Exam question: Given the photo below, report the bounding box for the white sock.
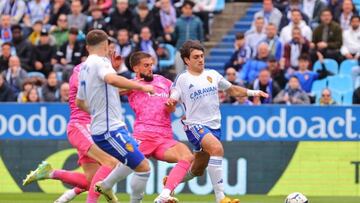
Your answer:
[159,188,171,197]
[55,189,77,203]
[130,171,150,203]
[208,156,225,203]
[101,163,133,190]
[182,170,195,183]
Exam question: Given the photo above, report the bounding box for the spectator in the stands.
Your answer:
[328,0,343,15]
[67,0,87,31]
[224,32,251,71]
[0,42,12,73]
[273,0,289,13]
[156,0,177,44]
[85,5,108,33]
[135,26,159,68]
[1,56,28,96]
[353,86,360,104]
[283,27,311,69]
[225,67,240,103]
[115,29,134,72]
[49,0,71,25]
[33,28,57,77]
[233,95,253,105]
[0,75,16,102]
[0,15,13,44]
[319,88,337,105]
[268,57,288,89]
[23,0,51,27]
[341,16,360,59]
[51,14,69,48]
[132,3,158,39]
[26,87,41,102]
[109,0,134,35]
[17,78,34,103]
[27,20,43,45]
[334,0,358,30]
[88,0,112,14]
[301,0,327,28]
[245,16,266,58]
[173,0,204,73]
[279,0,310,31]
[11,25,33,71]
[251,68,281,104]
[261,23,282,61]
[41,71,59,102]
[312,8,343,63]
[59,82,69,102]
[274,76,310,104]
[280,9,312,44]
[0,0,26,25]
[54,27,84,82]
[239,42,269,85]
[254,0,282,29]
[193,0,216,41]
[218,90,231,104]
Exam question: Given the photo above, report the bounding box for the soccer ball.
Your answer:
[285,192,308,203]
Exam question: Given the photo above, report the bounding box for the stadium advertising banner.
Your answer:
[0,104,360,196]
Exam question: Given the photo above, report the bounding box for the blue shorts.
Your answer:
[185,124,221,151]
[92,126,145,170]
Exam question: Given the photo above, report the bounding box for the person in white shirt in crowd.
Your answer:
[261,23,283,61]
[335,0,358,30]
[1,55,28,96]
[280,9,312,44]
[341,15,360,60]
[254,0,282,30]
[301,0,326,28]
[0,0,27,25]
[23,0,51,27]
[245,16,266,58]
[193,0,217,41]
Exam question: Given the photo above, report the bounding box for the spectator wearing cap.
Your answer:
[0,42,12,73]
[67,0,87,31]
[245,16,266,58]
[261,23,282,61]
[0,15,12,44]
[109,0,134,35]
[312,8,343,63]
[283,27,311,69]
[33,28,57,77]
[239,42,270,85]
[274,76,310,104]
[224,33,251,71]
[49,0,70,25]
[1,55,28,96]
[23,0,51,27]
[51,13,69,48]
[0,0,27,25]
[301,0,326,28]
[11,25,33,71]
[27,20,43,45]
[85,5,108,33]
[250,68,281,104]
[319,88,337,105]
[54,27,84,82]
[280,9,312,44]
[334,0,358,30]
[254,0,282,29]
[0,75,16,102]
[341,16,360,60]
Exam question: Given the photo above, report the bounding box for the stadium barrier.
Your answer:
[0,104,360,195]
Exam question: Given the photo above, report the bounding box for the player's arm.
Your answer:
[166,86,181,113]
[226,85,269,98]
[75,98,90,114]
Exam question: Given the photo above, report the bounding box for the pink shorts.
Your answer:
[67,122,97,165]
[136,133,178,161]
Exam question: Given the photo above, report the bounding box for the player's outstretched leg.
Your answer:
[54,187,85,203]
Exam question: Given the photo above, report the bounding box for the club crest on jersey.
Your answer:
[199,128,204,134]
[207,76,213,83]
[125,143,134,152]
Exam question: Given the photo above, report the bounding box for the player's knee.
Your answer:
[134,159,151,173]
[101,157,118,169]
[181,153,194,163]
[208,144,224,156]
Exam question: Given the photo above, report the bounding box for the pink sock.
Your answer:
[86,166,112,203]
[74,187,85,194]
[165,160,191,191]
[51,170,89,190]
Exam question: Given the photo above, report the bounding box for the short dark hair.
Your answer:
[1,42,11,48]
[298,54,310,61]
[291,8,302,15]
[129,51,152,68]
[69,27,79,35]
[11,24,22,32]
[235,32,245,40]
[179,40,204,64]
[182,0,195,8]
[350,15,360,22]
[321,8,332,15]
[86,29,108,46]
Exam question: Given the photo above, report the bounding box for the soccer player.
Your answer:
[76,29,154,203]
[167,40,268,203]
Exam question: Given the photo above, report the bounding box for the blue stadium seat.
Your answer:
[311,79,328,95]
[214,0,225,13]
[331,90,342,104]
[327,75,353,93]
[159,44,176,69]
[313,59,338,74]
[342,90,353,105]
[56,72,63,82]
[27,72,45,79]
[339,59,358,75]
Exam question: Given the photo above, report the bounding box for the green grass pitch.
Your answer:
[0,193,360,203]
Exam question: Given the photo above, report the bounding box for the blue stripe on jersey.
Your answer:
[172,70,187,87]
[105,84,109,132]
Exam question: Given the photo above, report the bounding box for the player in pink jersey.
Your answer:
[23,59,121,203]
[128,52,193,203]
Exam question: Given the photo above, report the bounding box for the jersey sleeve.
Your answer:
[213,70,232,90]
[76,72,85,100]
[170,77,182,101]
[96,59,117,81]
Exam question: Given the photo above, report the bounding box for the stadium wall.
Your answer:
[0,104,359,195]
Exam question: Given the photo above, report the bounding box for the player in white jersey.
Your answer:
[76,29,154,203]
[167,40,268,203]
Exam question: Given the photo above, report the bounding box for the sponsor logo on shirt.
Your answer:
[190,86,218,100]
[207,76,213,83]
[189,84,194,89]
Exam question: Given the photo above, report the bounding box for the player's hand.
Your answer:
[141,84,155,94]
[255,90,269,98]
[111,52,122,71]
[165,98,177,107]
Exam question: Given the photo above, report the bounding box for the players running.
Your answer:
[167,40,268,203]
